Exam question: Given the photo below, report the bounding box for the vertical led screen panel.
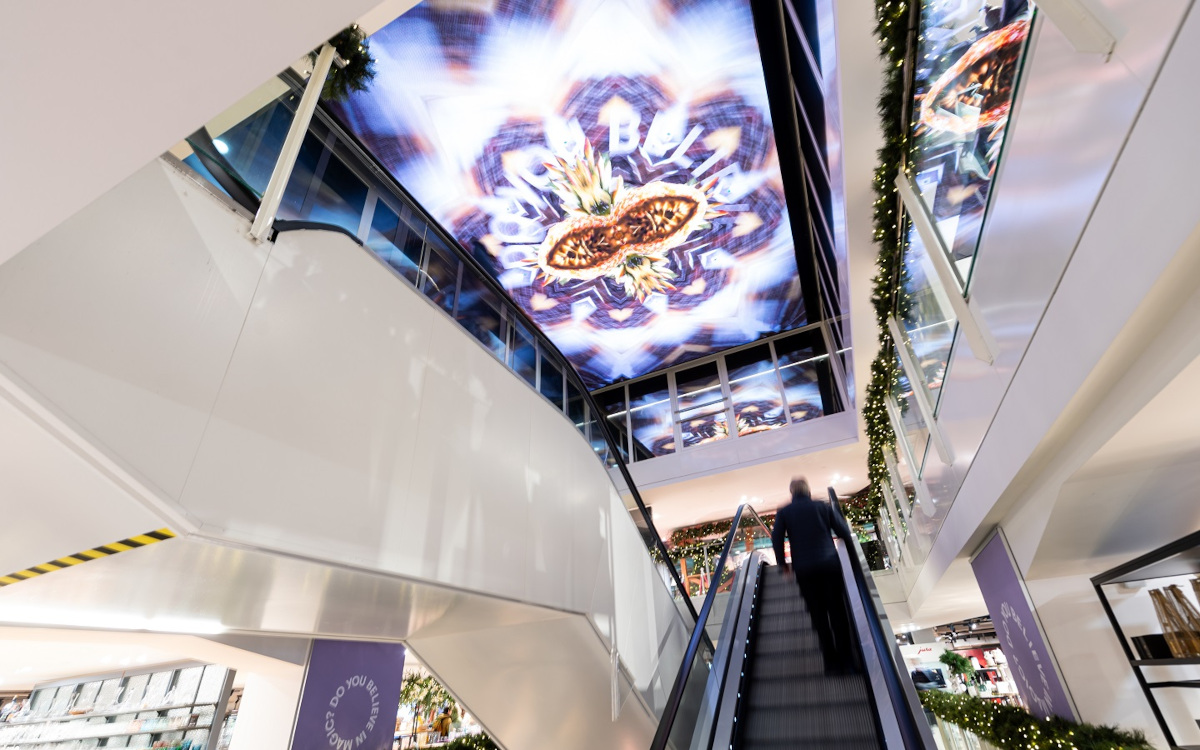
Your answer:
[330,0,806,388]
[910,0,1033,281]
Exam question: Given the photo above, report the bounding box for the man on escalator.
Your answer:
[772,476,858,674]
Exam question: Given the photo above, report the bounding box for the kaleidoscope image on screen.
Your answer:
[329,0,806,388]
[910,0,1033,280]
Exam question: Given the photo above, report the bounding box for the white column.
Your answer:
[228,667,306,750]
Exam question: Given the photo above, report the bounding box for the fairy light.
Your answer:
[919,692,1150,750]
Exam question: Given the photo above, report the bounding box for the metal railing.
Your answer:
[829,487,933,749]
[649,503,773,750]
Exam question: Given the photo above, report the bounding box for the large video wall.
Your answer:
[329,0,807,388]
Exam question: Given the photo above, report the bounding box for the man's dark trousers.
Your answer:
[795,561,852,670]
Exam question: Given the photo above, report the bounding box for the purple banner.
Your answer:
[290,640,406,750]
[971,530,1075,721]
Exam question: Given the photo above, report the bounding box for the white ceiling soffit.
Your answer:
[0,626,310,692]
[0,0,407,265]
[640,441,871,533]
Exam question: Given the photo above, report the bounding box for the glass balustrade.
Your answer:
[899,216,957,408]
[907,1,1035,288]
[891,351,931,479]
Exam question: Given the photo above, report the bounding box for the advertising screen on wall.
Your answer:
[329,0,807,388]
[910,0,1034,281]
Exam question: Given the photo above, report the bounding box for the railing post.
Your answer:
[249,44,338,241]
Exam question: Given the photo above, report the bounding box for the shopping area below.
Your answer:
[0,633,490,750]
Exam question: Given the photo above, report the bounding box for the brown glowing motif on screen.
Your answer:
[919,19,1030,135]
[527,141,722,300]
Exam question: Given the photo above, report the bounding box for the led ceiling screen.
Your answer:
[330,0,806,388]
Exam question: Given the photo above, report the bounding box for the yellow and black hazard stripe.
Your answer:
[0,528,176,587]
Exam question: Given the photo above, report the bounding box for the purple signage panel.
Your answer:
[290,640,406,750]
[971,529,1076,721]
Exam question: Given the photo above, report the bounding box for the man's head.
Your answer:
[789,476,810,499]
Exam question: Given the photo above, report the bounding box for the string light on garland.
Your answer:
[312,24,377,101]
[919,692,1151,750]
[858,0,919,527]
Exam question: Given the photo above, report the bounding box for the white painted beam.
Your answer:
[1037,0,1118,56]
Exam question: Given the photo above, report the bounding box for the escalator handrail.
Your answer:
[828,487,929,749]
[223,70,700,626]
[649,503,772,750]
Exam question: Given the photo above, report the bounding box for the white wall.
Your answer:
[229,668,306,750]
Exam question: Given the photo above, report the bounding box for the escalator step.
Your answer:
[735,566,884,750]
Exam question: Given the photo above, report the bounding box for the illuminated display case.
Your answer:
[0,663,234,750]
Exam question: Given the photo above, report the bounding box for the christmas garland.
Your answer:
[857,0,918,527]
[668,513,776,548]
[919,692,1153,750]
[313,25,377,101]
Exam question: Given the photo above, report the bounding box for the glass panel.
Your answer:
[899,218,956,404]
[184,93,297,200]
[725,345,786,437]
[566,380,587,433]
[675,362,727,448]
[455,273,506,358]
[510,325,538,388]
[891,352,930,469]
[774,332,829,423]
[909,1,1034,285]
[593,388,629,461]
[279,131,331,219]
[277,140,369,237]
[629,376,675,458]
[662,511,775,750]
[892,447,919,513]
[538,353,564,409]
[421,234,460,314]
[366,202,423,286]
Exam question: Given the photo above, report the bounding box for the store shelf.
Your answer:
[4,701,219,726]
[0,722,211,747]
[1146,680,1200,689]
[1133,657,1200,667]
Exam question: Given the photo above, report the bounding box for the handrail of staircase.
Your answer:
[828,487,932,749]
[649,503,772,750]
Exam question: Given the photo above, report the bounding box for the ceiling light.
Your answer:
[970,623,977,630]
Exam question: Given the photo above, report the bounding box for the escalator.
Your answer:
[737,569,882,749]
[651,492,935,750]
